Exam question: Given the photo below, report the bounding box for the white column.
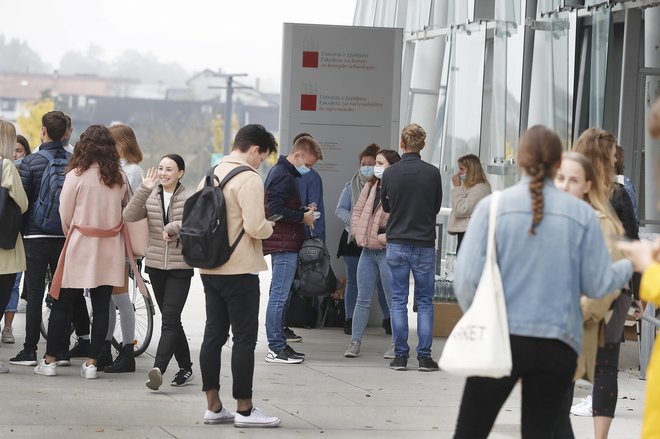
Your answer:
[645,7,660,232]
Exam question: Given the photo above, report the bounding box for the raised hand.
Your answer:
[142,167,159,189]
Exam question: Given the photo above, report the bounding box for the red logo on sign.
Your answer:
[300,94,317,111]
[302,51,319,68]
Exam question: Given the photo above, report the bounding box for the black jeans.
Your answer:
[553,382,576,439]
[23,238,65,353]
[146,267,193,373]
[72,292,90,338]
[454,335,577,439]
[46,286,112,359]
[0,273,16,316]
[199,274,260,399]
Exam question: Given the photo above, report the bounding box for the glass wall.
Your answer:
[588,6,611,128]
[405,0,433,32]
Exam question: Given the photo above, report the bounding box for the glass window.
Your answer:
[588,6,611,128]
[405,0,433,32]
[495,0,522,24]
[353,0,378,26]
[430,35,452,168]
[448,0,475,25]
[0,99,16,111]
[439,23,487,208]
[374,0,399,27]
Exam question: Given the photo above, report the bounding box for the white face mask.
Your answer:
[373,166,385,179]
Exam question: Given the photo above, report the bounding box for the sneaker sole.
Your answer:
[10,360,37,366]
[234,419,281,428]
[419,367,439,372]
[204,417,235,425]
[146,369,163,390]
[286,338,302,343]
[171,378,194,387]
[383,353,395,359]
[265,357,303,364]
[2,339,15,344]
[390,365,407,371]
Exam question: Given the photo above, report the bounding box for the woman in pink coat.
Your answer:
[34,125,128,380]
[344,149,400,358]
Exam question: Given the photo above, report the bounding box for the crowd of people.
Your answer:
[0,103,658,435]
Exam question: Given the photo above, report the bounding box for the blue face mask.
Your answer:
[459,174,466,182]
[297,165,310,175]
[360,166,374,178]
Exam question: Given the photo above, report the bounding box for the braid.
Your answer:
[528,166,545,235]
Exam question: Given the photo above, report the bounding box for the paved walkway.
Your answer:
[0,272,646,438]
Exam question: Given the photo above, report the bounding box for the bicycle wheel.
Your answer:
[111,286,154,357]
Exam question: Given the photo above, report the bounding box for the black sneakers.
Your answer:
[171,368,195,386]
[9,350,37,366]
[283,344,305,359]
[265,349,303,364]
[68,338,91,358]
[389,356,408,371]
[418,357,439,372]
[283,327,302,343]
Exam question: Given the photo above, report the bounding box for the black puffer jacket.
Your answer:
[19,141,69,236]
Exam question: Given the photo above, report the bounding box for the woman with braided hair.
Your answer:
[452,125,633,439]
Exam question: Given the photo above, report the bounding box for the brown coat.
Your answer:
[123,182,191,271]
[58,165,128,288]
[448,183,491,234]
[351,180,388,249]
[199,155,273,275]
[574,211,623,383]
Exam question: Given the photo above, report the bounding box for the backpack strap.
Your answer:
[0,158,4,184]
[218,165,256,252]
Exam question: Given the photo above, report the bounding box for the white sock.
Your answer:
[111,293,135,346]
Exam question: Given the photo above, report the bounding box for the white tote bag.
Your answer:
[439,191,512,378]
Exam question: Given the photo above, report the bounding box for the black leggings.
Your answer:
[593,341,621,418]
[454,336,577,439]
[0,273,16,317]
[47,286,112,359]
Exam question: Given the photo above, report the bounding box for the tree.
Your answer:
[59,44,110,76]
[112,50,188,87]
[17,98,55,147]
[211,113,241,153]
[0,34,49,73]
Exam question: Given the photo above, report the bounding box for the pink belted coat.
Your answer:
[56,165,128,290]
[351,180,388,249]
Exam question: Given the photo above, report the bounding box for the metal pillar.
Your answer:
[645,6,660,233]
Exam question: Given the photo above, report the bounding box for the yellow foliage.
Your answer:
[210,113,242,153]
[17,98,54,149]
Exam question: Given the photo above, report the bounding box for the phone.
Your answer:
[267,214,283,222]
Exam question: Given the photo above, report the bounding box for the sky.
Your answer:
[1,0,356,92]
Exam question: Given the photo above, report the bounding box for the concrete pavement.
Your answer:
[0,271,646,438]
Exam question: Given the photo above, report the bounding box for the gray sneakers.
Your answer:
[344,341,361,358]
[383,343,395,359]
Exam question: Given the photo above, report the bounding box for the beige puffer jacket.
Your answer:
[351,180,388,249]
[123,182,192,270]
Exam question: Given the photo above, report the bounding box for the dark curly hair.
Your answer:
[68,125,123,188]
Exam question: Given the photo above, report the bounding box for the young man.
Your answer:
[381,123,442,372]
[263,135,321,364]
[10,111,71,367]
[198,124,281,428]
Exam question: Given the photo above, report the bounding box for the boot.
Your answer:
[95,341,114,372]
[104,344,135,373]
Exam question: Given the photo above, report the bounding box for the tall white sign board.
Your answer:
[281,23,403,273]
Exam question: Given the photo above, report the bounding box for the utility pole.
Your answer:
[209,72,250,155]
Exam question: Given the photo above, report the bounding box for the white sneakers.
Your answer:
[234,407,281,428]
[570,394,593,417]
[80,362,97,379]
[146,367,163,391]
[33,359,57,376]
[0,361,9,374]
[203,407,235,425]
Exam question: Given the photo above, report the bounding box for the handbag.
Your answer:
[123,176,148,258]
[439,191,512,378]
[0,158,23,250]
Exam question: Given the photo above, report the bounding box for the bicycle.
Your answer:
[40,262,155,357]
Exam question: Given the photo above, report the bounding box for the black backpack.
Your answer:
[32,149,71,235]
[296,236,339,297]
[0,158,23,249]
[180,165,254,269]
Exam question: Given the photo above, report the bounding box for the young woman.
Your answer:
[34,125,128,380]
[573,128,639,438]
[453,125,633,438]
[102,124,145,374]
[2,134,31,345]
[344,149,400,358]
[553,152,625,438]
[123,154,194,391]
[335,143,391,340]
[447,153,491,252]
[0,121,28,370]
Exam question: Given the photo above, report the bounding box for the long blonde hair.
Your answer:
[0,119,16,159]
[457,154,490,189]
[562,152,624,236]
[573,128,617,195]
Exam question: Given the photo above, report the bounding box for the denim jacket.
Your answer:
[454,176,633,353]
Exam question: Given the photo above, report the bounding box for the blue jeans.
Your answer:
[386,243,435,358]
[352,248,392,343]
[342,255,359,320]
[266,252,298,353]
[376,279,389,317]
[6,272,21,313]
